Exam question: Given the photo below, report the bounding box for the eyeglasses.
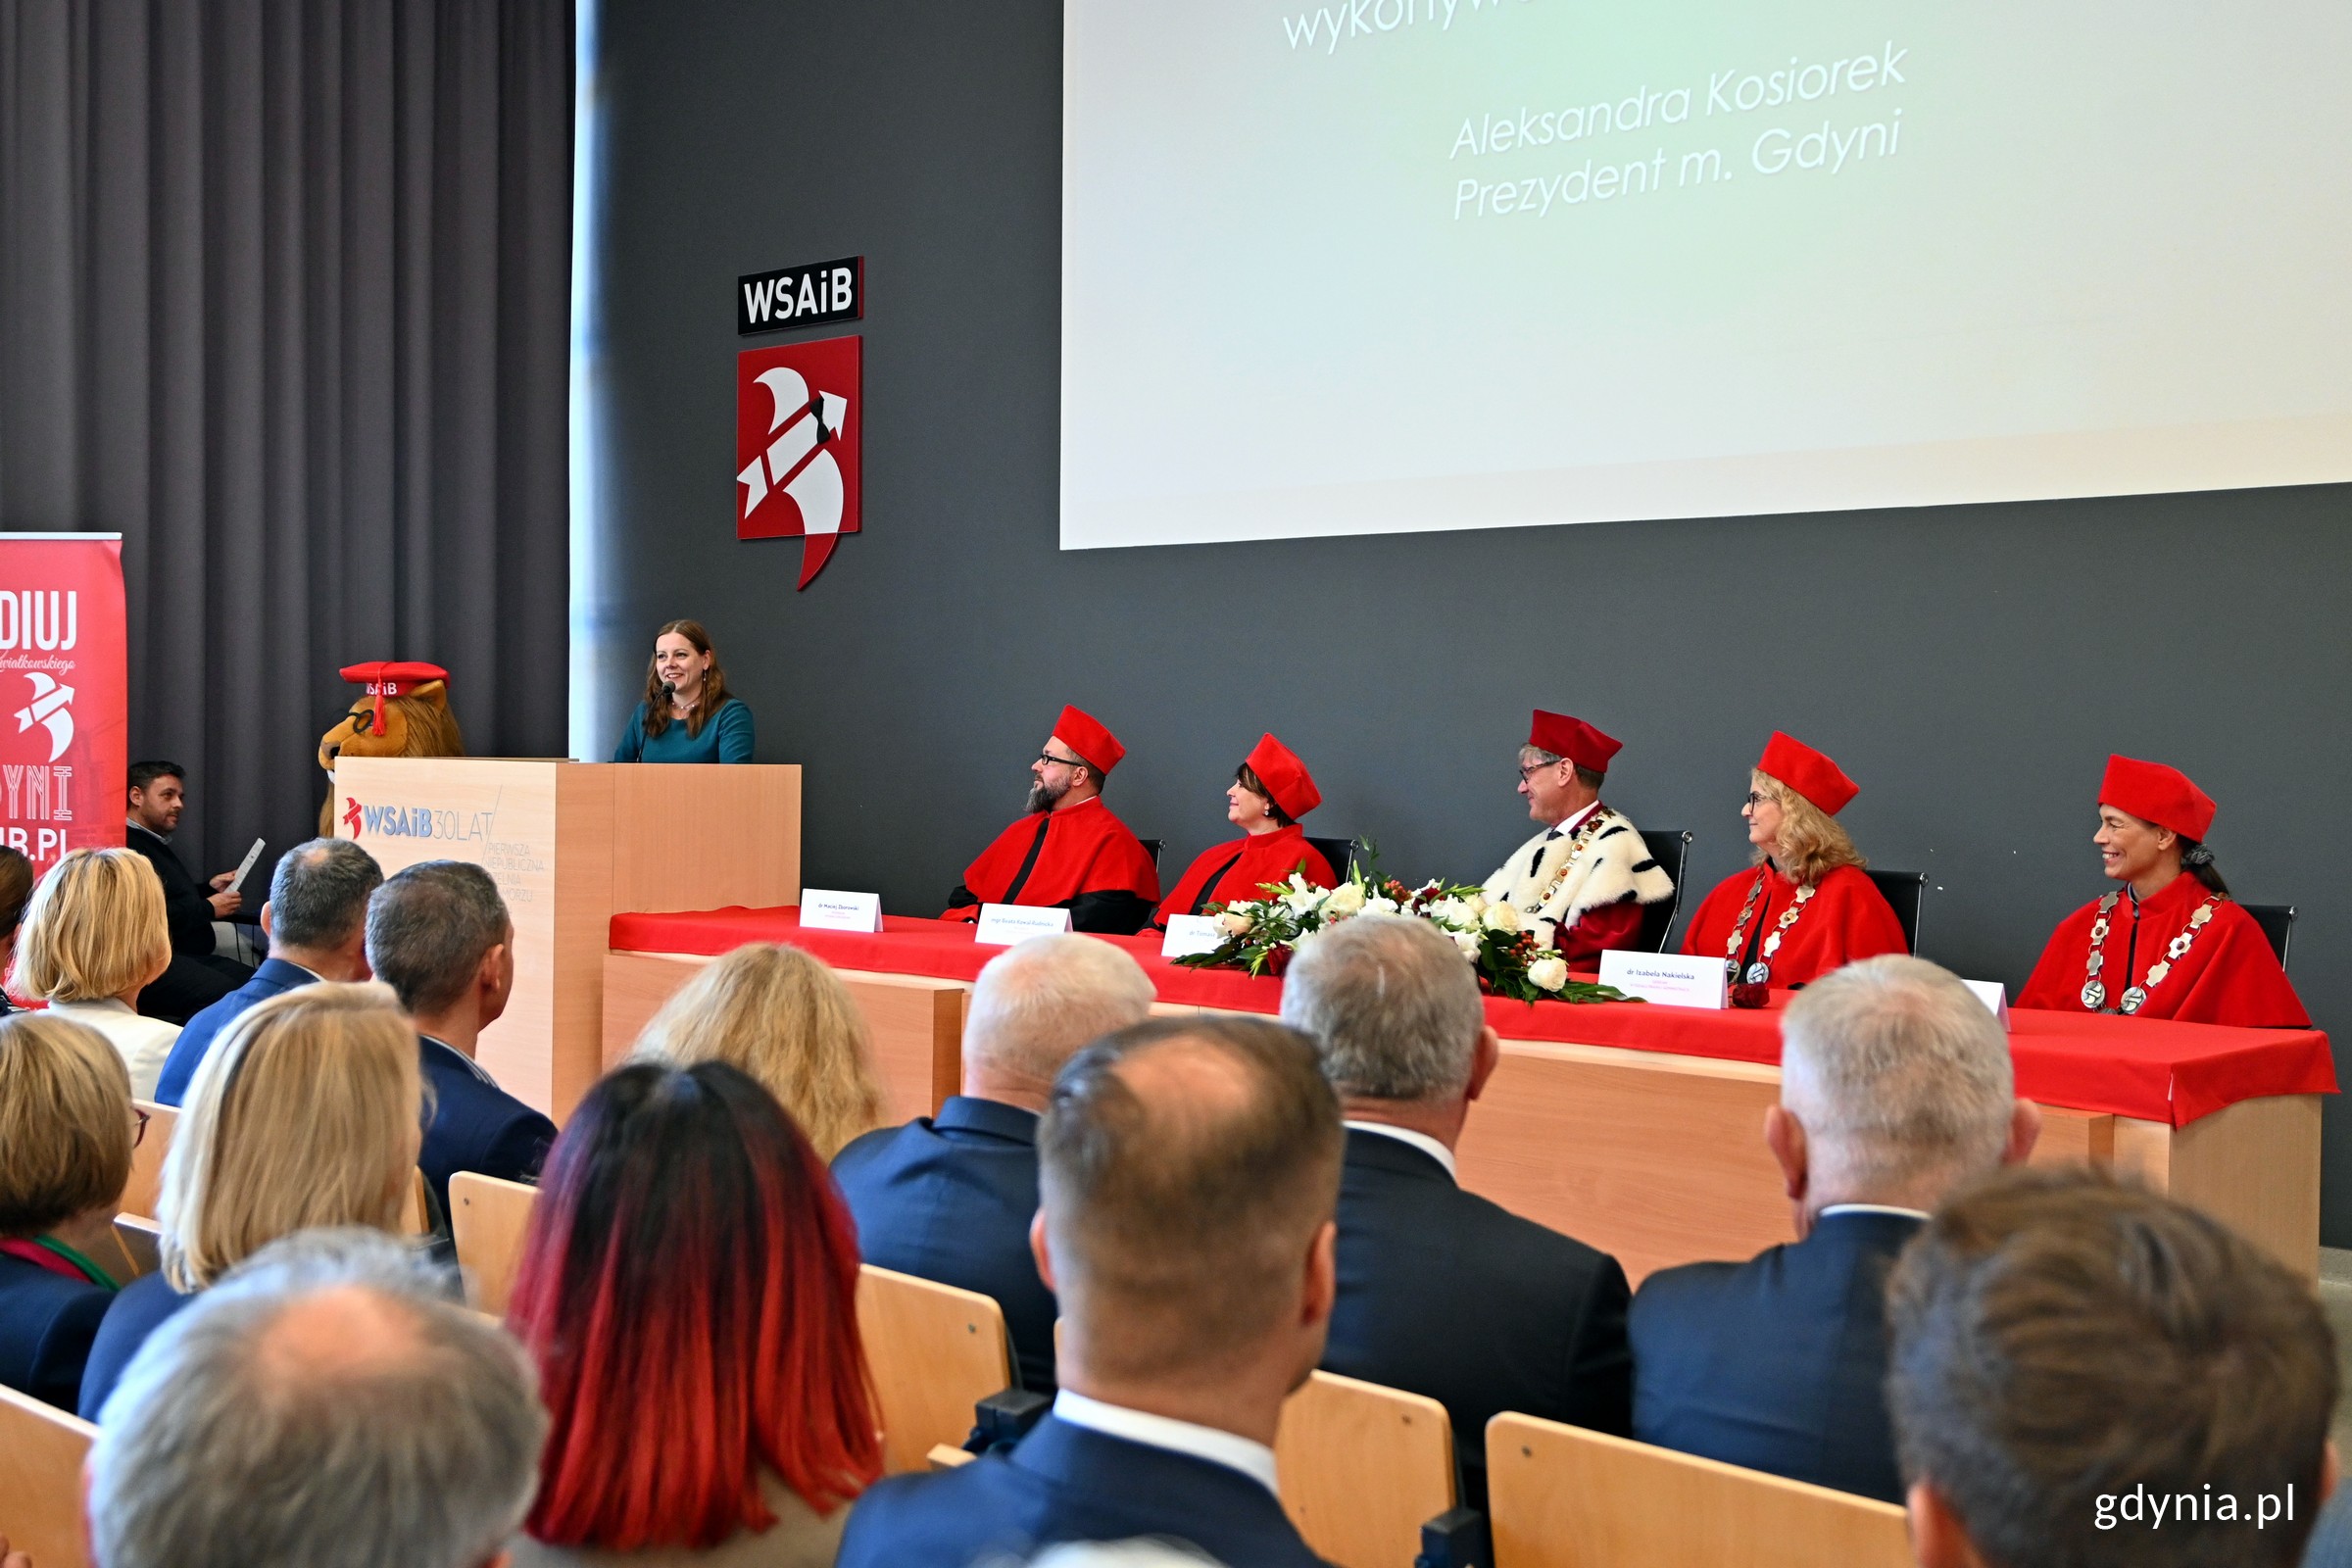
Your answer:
[1035,753,1086,771]
[1743,791,1773,808]
[130,1106,150,1148]
[1517,760,1566,782]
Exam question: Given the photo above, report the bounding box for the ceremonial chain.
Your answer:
[1722,868,1816,984]
[2081,890,2226,1014]
[1533,808,1613,908]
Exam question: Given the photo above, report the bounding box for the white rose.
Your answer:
[1363,896,1399,917]
[1218,908,1254,936]
[1527,955,1570,992]
[1482,904,1522,934]
[1451,930,1482,958]
[1284,884,1324,915]
[1428,898,1471,927]
[1465,894,1490,918]
[1322,882,1366,918]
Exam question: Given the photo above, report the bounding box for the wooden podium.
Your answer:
[331,759,800,1119]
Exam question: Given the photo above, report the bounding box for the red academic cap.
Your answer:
[340,662,449,733]
[1052,705,1124,775]
[1245,733,1321,819]
[1758,731,1859,816]
[1528,710,1621,775]
[2099,755,2216,841]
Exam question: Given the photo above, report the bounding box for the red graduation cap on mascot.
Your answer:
[2098,755,2216,841]
[1528,710,1622,776]
[1052,705,1125,775]
[340,662,450,735]
[1758,731,1859,816]
[1245,733,1321,820]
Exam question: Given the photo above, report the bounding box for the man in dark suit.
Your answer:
[154,838,382,1105]
[832,932,1154,1394]
[364,860,554,1211]
[123,760,255,1023]
[1631,956,2041,1501]
[838,1015,1345,1568]
[1279,913,1632,1505]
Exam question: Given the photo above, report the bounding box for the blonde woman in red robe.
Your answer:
[1152,734,1336,927]
[2018,756,2306,1026]
[1680,732,1907,1000]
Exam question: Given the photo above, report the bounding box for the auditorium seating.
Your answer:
[1138,838,1162,869]
[1865,869,1928,956]
[111,1212,162,1279]
[0,1382,97,1568]
[1307,834,1359,879]
[1485,1413,1909,1567]
[121,1099,175,1218]
[449,1171,540,1315]
[1636,830,1692,952]
[857,1263,1018,1474]
[1275,1369,1456,1568]
[2244,902,2296,971]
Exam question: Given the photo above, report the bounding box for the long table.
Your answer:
[606,907,2336,1283]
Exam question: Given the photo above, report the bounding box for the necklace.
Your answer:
[1722,867,1816,984]
[1532,808,1613,909]
[2081,889,2226,1014]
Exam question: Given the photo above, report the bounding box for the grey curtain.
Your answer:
[0,0,572,877]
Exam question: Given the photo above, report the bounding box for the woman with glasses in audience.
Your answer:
[612,619,756,763]
[507,1059,880,1567]
[0,1013,139,1408]
[13,848,180,1097]
[1681,733,1907,1001]
[634,943,887,1159]
[75,983,423,1419]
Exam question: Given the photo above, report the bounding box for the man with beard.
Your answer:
[943,706,1160,935]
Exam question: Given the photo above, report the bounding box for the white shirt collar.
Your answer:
[1344,1119,1458,1180]
[1051,1390,1278,1496]
[52,997,135,1016]
[1818,1203,1932,1221]
[1547,801,1601,837]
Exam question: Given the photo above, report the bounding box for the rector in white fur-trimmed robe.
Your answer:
[1481,710,1675,965]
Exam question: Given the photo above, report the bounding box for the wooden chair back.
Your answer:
[0,1383,97,1568]
[1276,1370,1455,1568]
[450,1172,540,1316]
[857,1264,1012,1475]
[1486,1414,1911,1568]
[109,1213,163,1280]
[120,1100,176,1219]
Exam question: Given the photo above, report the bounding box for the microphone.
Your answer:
[661,680,675,699]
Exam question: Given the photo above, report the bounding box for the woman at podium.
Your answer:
[612,619,755,763]
[1152,734,1336,927]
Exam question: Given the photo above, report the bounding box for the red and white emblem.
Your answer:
[737,335,861,589]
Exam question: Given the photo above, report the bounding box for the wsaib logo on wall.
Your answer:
[736,335,861,589]
[0,535,126,867]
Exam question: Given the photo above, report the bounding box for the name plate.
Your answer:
[1598,950,1728,1010]
[801,889,883,934]
[1962,979,2011,1027]
[974,904,1074,946]
[1161,913,1225,959]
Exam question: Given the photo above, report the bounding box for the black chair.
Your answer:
[1867,869,1928,956]
[1137,838,1162,870]
[1307,835,1358,879]
[1633,829,1691,954]
[2241,902,2296,972]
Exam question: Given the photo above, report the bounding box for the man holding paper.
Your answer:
[943,706,1160,935]
[124,760,257,1022]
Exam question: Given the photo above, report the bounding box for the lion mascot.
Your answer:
[318,661,466,833]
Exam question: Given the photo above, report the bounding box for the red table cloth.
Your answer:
[609,907,2337,1129]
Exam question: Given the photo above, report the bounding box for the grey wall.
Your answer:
[585,0,2352,1236]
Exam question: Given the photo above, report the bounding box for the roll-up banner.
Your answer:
[0,535,127,868]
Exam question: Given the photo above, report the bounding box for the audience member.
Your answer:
[367,859,557,1208]
[1279,914,1631,1504]
[0,1013,134,1408]
[635,942,887,1159]
[1630,956,2038,1501]
[76,982,422,1418]
[506,1060,880,1566]
[155,837,382,1106]
[838,1015,1343,1568]
[833,933,1153,1393]
[123,760,256,1022]
[0,845,35,1013]
[13,846,180,1098]
[1887,1167,2336,1568]
[85,1226,545,1568]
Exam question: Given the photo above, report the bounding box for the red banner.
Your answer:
[0,536,127,869]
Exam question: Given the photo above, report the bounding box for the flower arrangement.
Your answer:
[1174,860,1634,1004]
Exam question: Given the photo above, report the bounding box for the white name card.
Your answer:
[801,889,884,934]
[974,904,1074,946]
[1598,950,1728,1010]
[1962,979,2011,1027]
[1161,913,1225,959]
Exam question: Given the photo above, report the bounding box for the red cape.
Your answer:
[1679,862,1907,988]
[942,795,1160,917]
[2019,874,2308,1027]
[1153,824,1334,926]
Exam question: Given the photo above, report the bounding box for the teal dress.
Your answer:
[612,697,755,762]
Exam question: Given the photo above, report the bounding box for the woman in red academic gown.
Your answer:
[2018,756,2306,1026]
[1152,734,1337,926]
[1680,732,1908,994]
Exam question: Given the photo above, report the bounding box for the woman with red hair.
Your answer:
[506,1059,880,1566]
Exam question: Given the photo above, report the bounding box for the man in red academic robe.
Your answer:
[1479,710,1674,965]
[2019,756,2306,1027]
[943,705,1162,935]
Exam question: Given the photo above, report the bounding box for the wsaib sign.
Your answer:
[738,256,862,335]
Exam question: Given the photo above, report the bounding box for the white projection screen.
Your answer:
[1060,0,2352,549]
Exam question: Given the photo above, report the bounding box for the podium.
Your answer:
[331,759,801,1118]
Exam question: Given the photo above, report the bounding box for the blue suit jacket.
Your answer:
[836,1414,1331,1567]
[154,957,318,1106]
[417,1037,555,1213]
[76,1271,194,1421]
[831,1097,1056,1392]
[1630,1208,1925,1502]
[0,1253,114,1411]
